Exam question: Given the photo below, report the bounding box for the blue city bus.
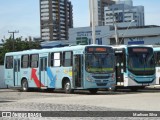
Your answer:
[4,45,116,94]
[113,45,155,91]
[153,46,160,85]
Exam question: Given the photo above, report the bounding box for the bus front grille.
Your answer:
[96,83,107,86]
[95,80,108,83]
[92,76,110,79]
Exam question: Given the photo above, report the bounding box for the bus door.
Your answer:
[73,55,83,88]
[115,50,126,86]
[14,58,20,86]
[39,57,48,87]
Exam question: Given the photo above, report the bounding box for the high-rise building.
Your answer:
[90,0,144,27]
[40,0,73,41]
[89,0,115,26]
[104,0,145,27]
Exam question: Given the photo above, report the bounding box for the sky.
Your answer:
[0,0,160,40]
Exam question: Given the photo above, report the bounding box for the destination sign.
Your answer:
[132,48,148,52]
[86,47,108,53]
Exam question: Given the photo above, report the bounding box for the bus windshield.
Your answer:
[85,53,114,73]
[128,47,155,75]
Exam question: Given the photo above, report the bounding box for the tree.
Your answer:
[0,37,41,65]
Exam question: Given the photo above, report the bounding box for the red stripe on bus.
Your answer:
[31,68,44,87]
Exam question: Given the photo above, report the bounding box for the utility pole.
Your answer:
[114,18,119,45]
[89,0,96,44]
[8,30,19,51]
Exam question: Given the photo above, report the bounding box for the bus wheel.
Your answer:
[64,81,73,94]
[89,89,98,94]
[21,79,28,92]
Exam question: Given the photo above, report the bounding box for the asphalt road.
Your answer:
[0,88,160,120]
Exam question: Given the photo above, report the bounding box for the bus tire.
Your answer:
[64,80,73,94]
[89,89,98,94]
[21,79,28,92]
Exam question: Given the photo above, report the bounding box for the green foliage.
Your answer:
[0,37,41,65]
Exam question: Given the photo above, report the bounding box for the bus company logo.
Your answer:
[2,112,11,117]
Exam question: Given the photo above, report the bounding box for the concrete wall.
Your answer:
[0,65,7,88]
[124,36,160,45]
[69,26,111,45]
[69,26,160,45]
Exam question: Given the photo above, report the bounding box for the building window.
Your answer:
[21,55,29,68]
[5,56,13,69]
[110,38,116,45]
[30,54,39,68]
[96,38,102,45]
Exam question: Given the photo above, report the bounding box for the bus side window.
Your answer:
[154,52,157,66]
[122,50,126,72]
[50,52,61,67]
[21,55,29,68]
[48,53,51,67]
[30,54,39,68]
[5,56,13,69]
[63,51,73,67]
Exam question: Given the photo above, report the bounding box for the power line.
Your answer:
[8,30,19,51]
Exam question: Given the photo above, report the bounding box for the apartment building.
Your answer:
[104,0,145,27]
[40,0,73,41]
[90,0,144,27]
[89,0,115,26]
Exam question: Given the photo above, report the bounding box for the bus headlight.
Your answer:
[86,76,93,82]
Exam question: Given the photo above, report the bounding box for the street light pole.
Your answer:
[113,16,119,45]
[119,20,135,44]
[111,13,119,45]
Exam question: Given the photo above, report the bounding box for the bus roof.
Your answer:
[112,45,153,49]
[153,46,160,51]
[5,44,112,56]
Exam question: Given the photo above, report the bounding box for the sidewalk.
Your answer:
[0,88,18,92]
